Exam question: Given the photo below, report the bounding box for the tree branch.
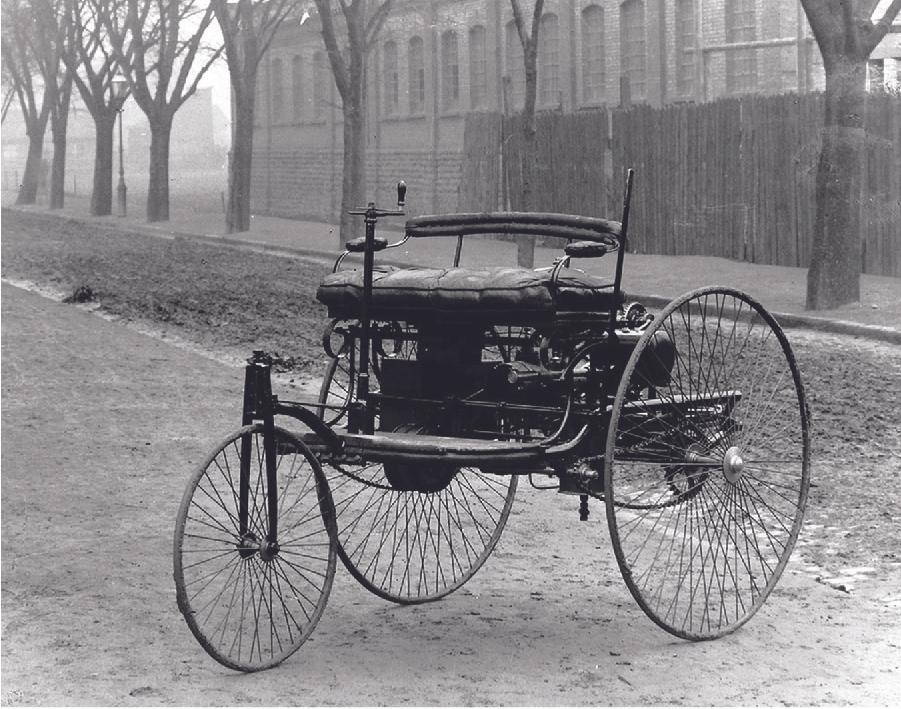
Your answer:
[510,0,528,47]
[364,0,393,50]
[312,0,349,100]
[861,0,901,54]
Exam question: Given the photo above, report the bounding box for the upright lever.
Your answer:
[346,179,407,435]
[348,180,406,219]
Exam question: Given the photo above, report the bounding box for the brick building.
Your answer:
[252,0,897,221]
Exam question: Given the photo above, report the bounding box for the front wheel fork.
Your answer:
[239,352,280,548]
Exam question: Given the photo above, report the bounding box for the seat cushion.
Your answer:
[317,266,619,322]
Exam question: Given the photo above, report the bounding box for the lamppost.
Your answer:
[111,75,128,217]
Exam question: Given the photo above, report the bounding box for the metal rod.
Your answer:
[611,168,634,335]
[700,36,801,53]
[356,204,377,433]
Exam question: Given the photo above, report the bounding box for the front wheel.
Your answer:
[605,287,810,640]
[174,425,337,671]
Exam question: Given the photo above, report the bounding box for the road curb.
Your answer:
[8,207,900,345]
[636,294,901,345]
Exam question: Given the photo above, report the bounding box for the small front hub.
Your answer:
[722,446,745,483]
[237,533,259,559]
[259,540,280,562]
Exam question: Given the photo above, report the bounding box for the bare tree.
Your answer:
[46,71,73,209]
[65,0,130,216]
[105,0,223,222]
[36,0,75,209]
[312,0,394,244]
[1,0,67,205]
[801,0,901,309]
[213,0,299,233]
[509,0,544,268]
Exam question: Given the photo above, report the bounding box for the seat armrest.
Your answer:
[564,240,615,258]
[345,236,389,253]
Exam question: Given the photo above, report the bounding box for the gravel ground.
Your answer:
[2,211,900,705]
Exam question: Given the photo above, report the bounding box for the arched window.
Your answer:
[504,20,524,111]
[408,36,425,114]
[675,0,696,97]
[581,5,605,103]
[538,13,559,106]
[271,57,284,121]
[441,30,460,110]
[726,0,757,94]
[620,0,646,101]
[383,40,399,114]
[469,25,487,109]
[292,55,303,121]
[312,51,326,120]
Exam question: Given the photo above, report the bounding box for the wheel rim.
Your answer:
[324,461,517,603]
[319,352,354,426]
[317,323,518,603]
[174,425,337,671]
[605,287,810,640]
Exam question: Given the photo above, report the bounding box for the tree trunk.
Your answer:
[805,57,866,309]
[16,122,47,205]
[91,113,116,216]
[48,83,72,210]
[517,46,539,268]
[339,98,366,244]
[147,120,173,223]
[227,81,256,233]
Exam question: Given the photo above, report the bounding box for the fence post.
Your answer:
[620,76,632,108]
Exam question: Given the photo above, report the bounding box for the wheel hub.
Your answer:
[259,540,280,562]
[237,533,259,559]
[236,534,280,561]
[722,446,745,483]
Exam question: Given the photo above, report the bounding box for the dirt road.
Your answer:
[2,281,900,706]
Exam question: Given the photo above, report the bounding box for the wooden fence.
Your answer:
[459,93,901,277]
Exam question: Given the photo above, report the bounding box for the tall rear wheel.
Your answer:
[316,322,520,603]
[605,287,810,640]
[324,460,517,604]
[174,425,337,671]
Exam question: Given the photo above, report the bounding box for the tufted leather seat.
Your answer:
[316,266,620,324]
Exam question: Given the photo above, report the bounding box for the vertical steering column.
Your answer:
[355,204,378,434]
[346,181,407,435]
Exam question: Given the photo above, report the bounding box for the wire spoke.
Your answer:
[174,426,335,671]
[606,288,809,640]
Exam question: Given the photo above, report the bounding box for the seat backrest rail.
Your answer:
[405,212,622,245]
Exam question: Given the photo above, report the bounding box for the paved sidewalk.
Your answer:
[6,190,900,342]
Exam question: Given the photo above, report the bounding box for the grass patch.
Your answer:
[1,209,333,378]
